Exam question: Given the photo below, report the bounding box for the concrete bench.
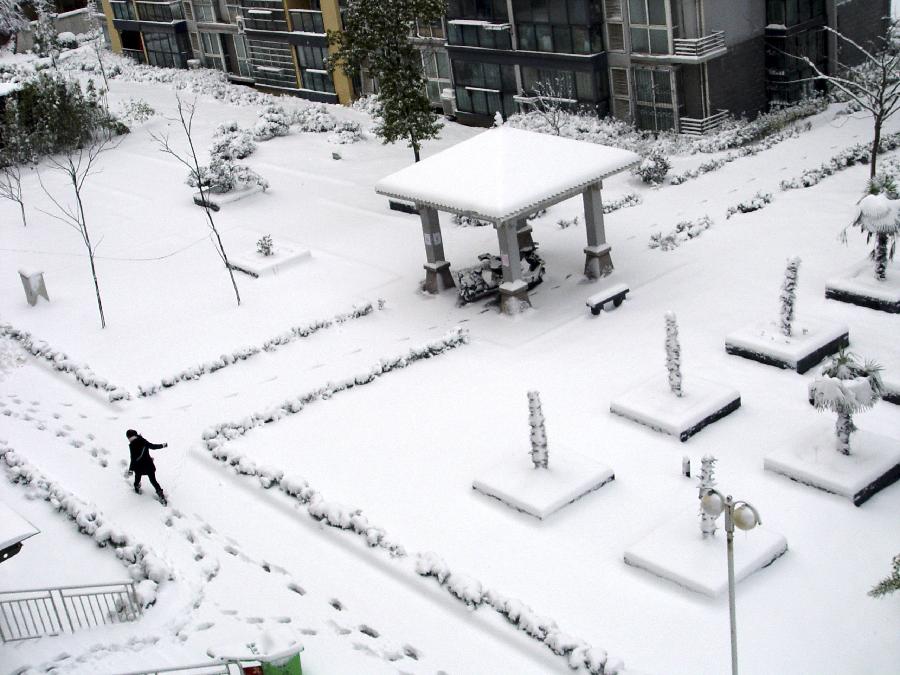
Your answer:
[586,283,629,315]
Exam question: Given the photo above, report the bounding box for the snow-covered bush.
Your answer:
[211,120,256,160]
[665,311,682,397]
[0,322,130,401]
[292,104,336,133]
[187,155,268,194]
[256,234,274,257]
[635,148,671,185]
[56,31,78,50]
[253,104,290,141]
[118,98,155,125]
[780,256,801,337]
[726,191,772,219]
[603,193,641,214]
[808,351,883,455]
[138,301,383,397]
[350,94,380,118]
[780,132,900,190]
[557,215,579,229]
[695,97,825,153]
[527,391,549,469]
[648,215,713,250]
[452,213,491,227]
[328,119,363,144]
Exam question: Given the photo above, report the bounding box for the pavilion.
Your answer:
[374,127,640,314]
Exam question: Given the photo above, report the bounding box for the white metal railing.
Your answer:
[673,31,725,58]
[679,109,729,135]
[0,582,141,642]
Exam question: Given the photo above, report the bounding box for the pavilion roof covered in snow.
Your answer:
[0,500,39,551]
[374,127,640,223]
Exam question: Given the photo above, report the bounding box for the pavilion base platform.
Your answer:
[764,427,900,506]
[423,261,455,294]
[610,377,741,442]
[724,319,849,374]
[472,451,614,520]
[584,244,614,280]
[624,509,788,596]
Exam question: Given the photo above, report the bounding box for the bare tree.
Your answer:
[527,75,577,136]
[85,0,110,94]
[789,21,900,178]
[0,163,26,227]
[37,130,121,328]
[150,94,241,306]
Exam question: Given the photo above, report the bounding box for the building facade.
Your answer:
[444,0,890,132]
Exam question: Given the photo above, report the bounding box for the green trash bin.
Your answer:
[260,648,302,675]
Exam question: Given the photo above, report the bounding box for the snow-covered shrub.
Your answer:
[648,215,713,250]
[56,31,78,50]
[350,94,380,117]
[780,132,900,191]
[635,148,671,185]
[292,104,336,133]
[211,120,256,160]
[726,191,772,219]
[139,301,383,397]
[557,215,579,229]
[452,213,491,227]
[780,256,801,336]
[698,455,717,538]
[603,193,641,214]
[0,323,129,401]
[695,97,825,153]
[808,350,883,455]
[665,311,682,397]
[118,98,155,125]
[328,119,363,144]
[253,104,291,141]
[257,234,274,257]
[187,155,268,194]
[527,391,548,469]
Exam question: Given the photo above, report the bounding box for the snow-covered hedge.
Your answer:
[292,104,337,133]
[138,300,383,397]
[415,552,623,674]
[669,123,811,186]
[649,215,713,250]
[0,322,130,401]
[0,441,171,606]
[603,193,641,214]
[726,192,773,219]
[694,97,826,153]
[779,132,900,191]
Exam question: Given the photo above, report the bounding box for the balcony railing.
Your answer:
[673,31,726,58]
[679,110,729,135]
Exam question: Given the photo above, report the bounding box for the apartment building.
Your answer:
[445,0,890,133]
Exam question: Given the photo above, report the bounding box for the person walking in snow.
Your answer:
[126,429,168,505]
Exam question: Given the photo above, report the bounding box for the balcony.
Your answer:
[672,31,726,61]
[289,8,324,34]
[678,110,729,135]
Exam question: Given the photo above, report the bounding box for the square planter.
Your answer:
[825,261,900,313]
[764,426,900,506]
[610,377,741,442]
[228,242,311,278]
[725,319,849,374]
[193,184,265,211]
[472,451,614,520]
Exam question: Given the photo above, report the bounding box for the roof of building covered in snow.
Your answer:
[0,501,39,552]
[374,127,640,223]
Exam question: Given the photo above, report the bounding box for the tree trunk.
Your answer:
[870,116,882,179]
[205,207,241,306]
[835,410,855,455]
[874,232,889,281]
[412,142,420,163]
[19,200,26,228]
[88,252,106,329]
[75,186,106,328]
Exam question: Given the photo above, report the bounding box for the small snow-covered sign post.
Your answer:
[528,390,548,469]
[699,455,718,538]
[665,311,683,397]
[808,350,883,456]
[779,256,801,337]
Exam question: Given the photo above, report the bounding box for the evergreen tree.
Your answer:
[808,350,883,455]
[779,256,801,337]
[869,554,900,597]
[31,0,59,65]
[698,455,718,538]
[664,311,683,397]
[527,391,548,469]
[327,0,443,162]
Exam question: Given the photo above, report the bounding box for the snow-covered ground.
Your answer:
[1,46,899,675]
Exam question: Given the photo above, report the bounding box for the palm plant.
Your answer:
[853,189,899,281]
[808,350,883,455]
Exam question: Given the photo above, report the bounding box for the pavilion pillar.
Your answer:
[497,220,531,314]
[418,205,454,294]
[582,181,614,279]
[516,218,535,251]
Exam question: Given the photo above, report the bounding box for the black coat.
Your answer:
[128,435,164,473]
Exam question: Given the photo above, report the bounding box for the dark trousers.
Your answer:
[134,469,163,495]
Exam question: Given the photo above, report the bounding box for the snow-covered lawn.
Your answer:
[1,47,899,675]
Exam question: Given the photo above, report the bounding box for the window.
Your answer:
[290,9,324,33]
[609,66,630,118]
[201,31,222,55]
[193,0,216,21]
[632,66,675,130]
[421,48,451,104]
[247,38,297,87]
[510,0,598,55]
[415,19,445,39]
[628,0,669,55]
[136,1,184,22]
[452,59,516,117]
[296,44,334,92]
[240,0,288,32]
[110,1,136,20]
[447,22,512,49]
[143,31,190,67]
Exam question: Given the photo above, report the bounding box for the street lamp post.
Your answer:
[700,487,762,675]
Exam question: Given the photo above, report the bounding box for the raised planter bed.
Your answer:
[825,262,900,314]
[610,377,741,442]
[193,184,265,212]
[725,319,849,374]
[227,241,311,278]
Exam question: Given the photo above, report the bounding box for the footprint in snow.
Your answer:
[402,644,420,661]
[245,617,264,624]
[352,642,377,656]
[328,620,352,636]
[273,616,291,624]
[194,622,214,631]
[329,598,344,611]
[300,628,317,636]
[224,545,239,556]
[287,582,305,596]
[358,624,379,638]
[220,609,238,615]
